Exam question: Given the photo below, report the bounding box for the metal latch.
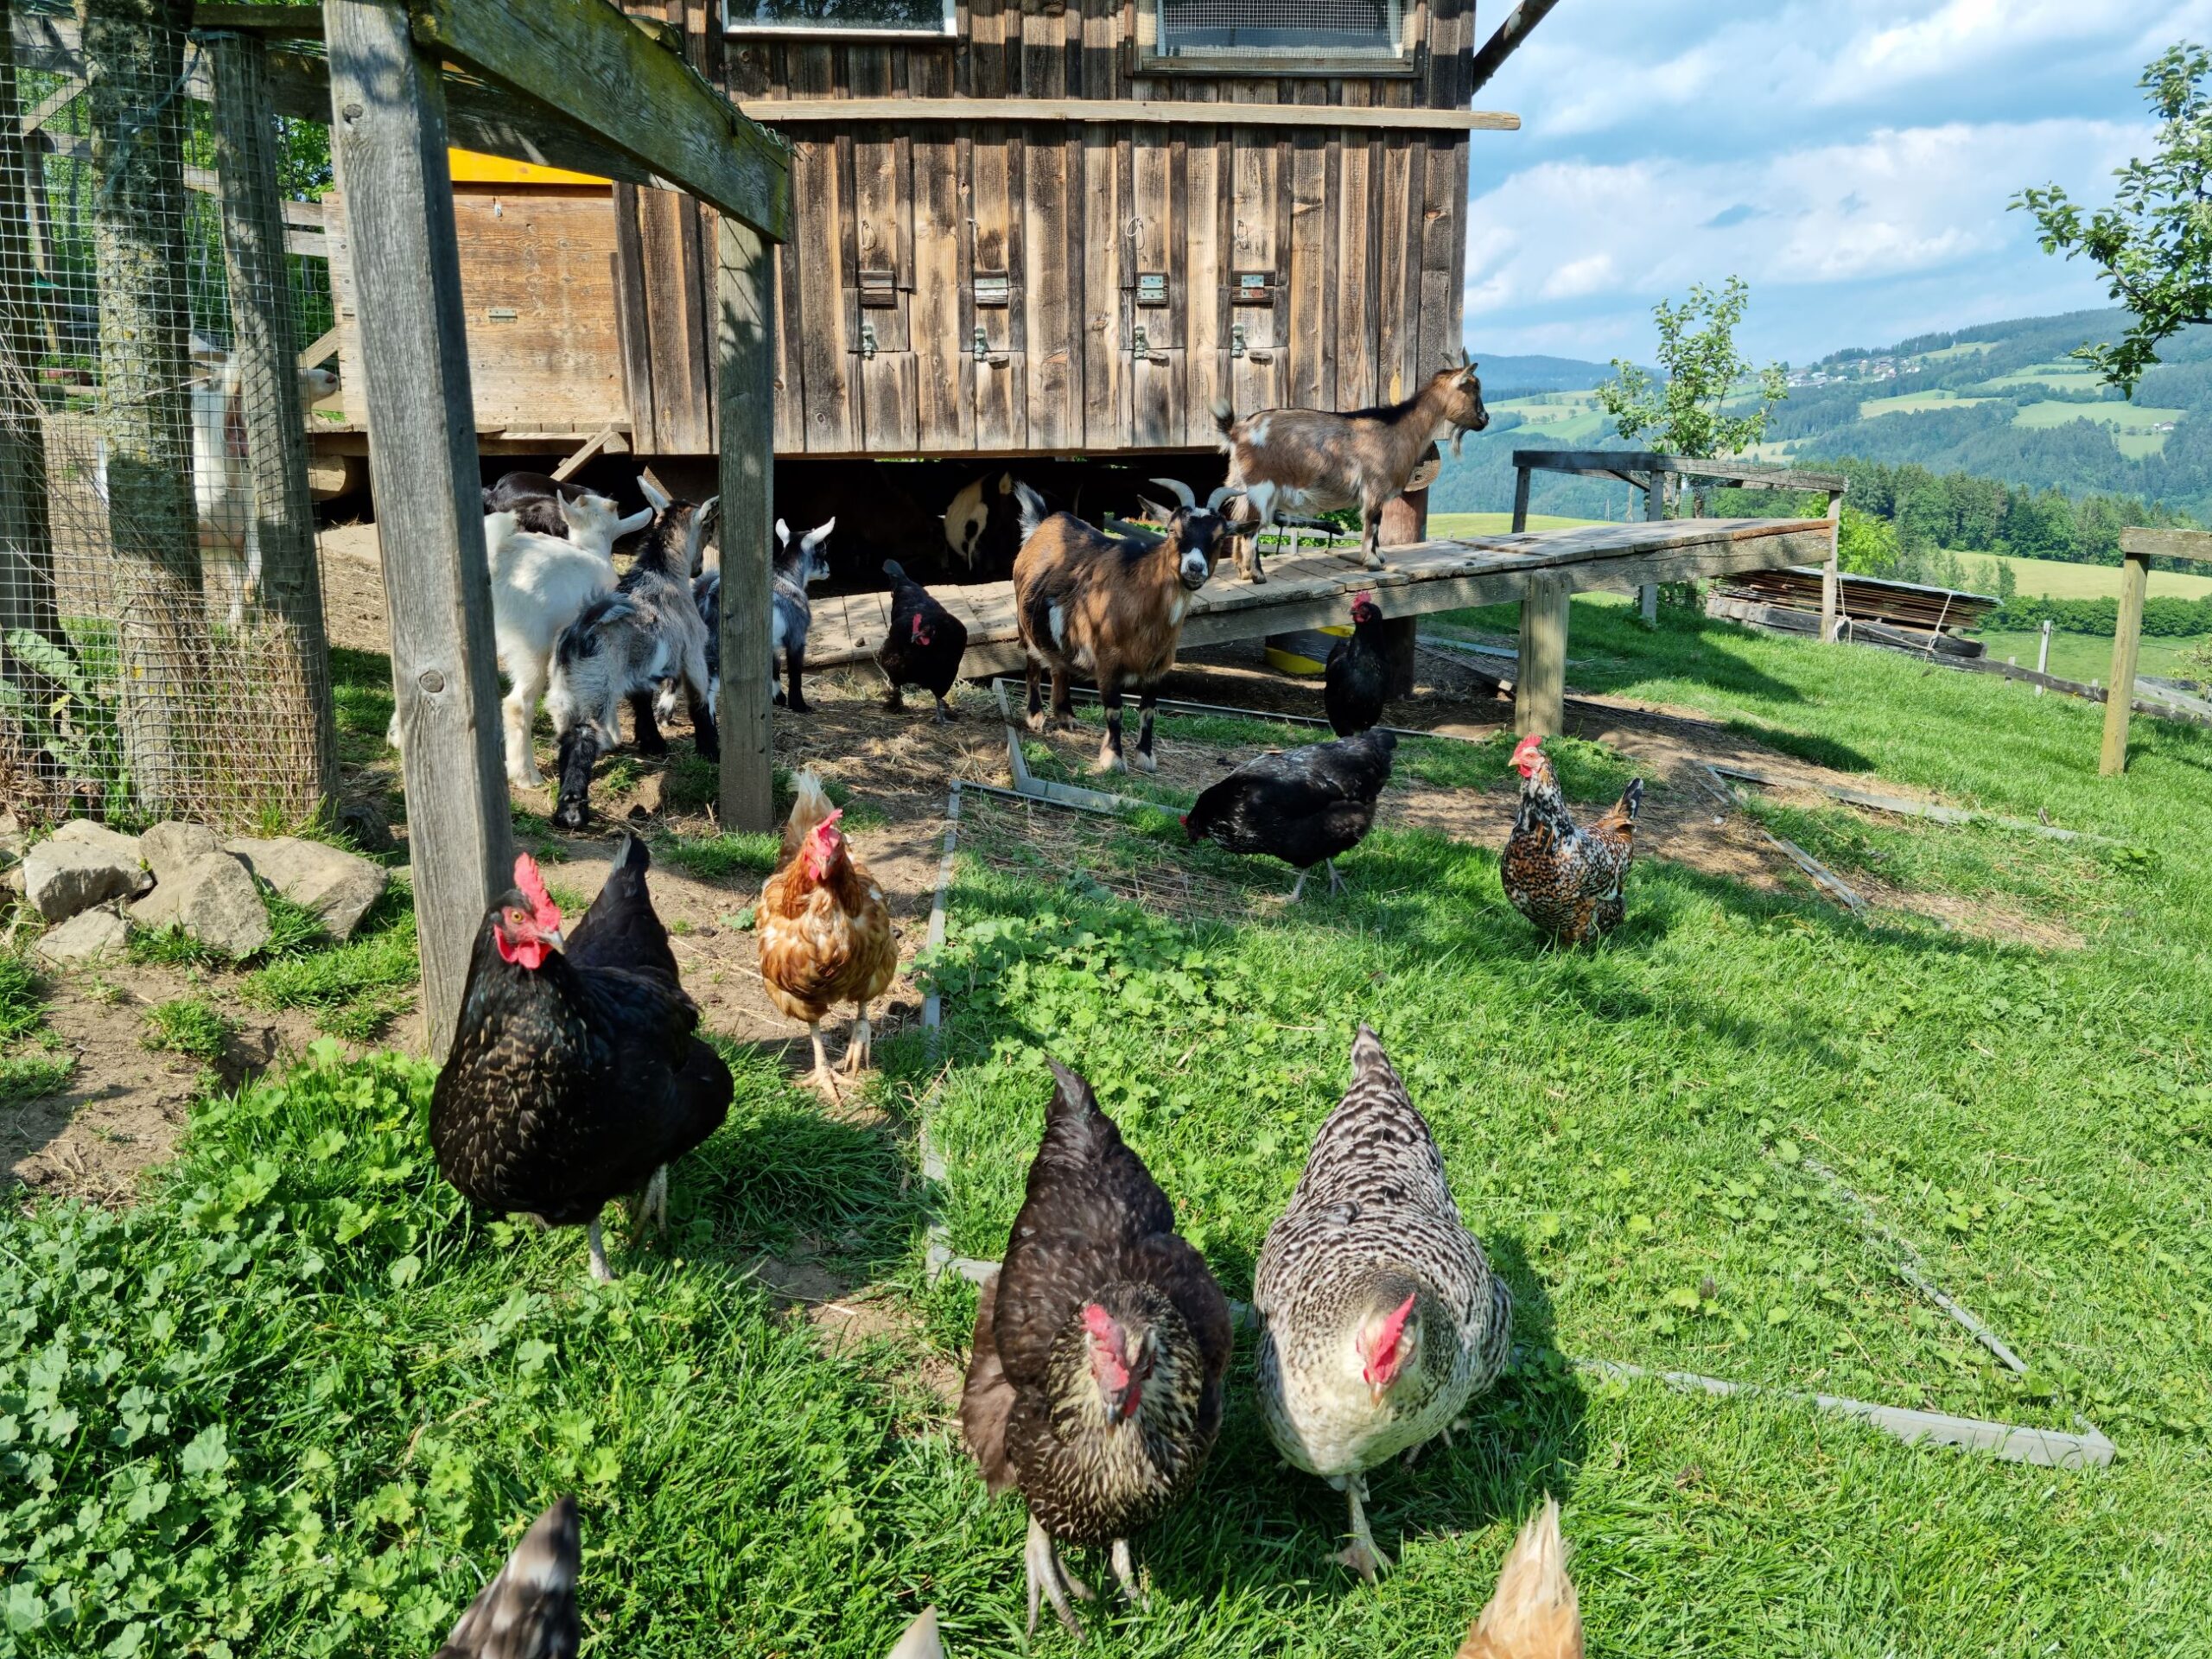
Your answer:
[858,321,878,361]
[1132,325,1166,365]
[1231,323,1245,359]
[973,327,988,363]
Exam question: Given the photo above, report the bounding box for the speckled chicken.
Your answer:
[960,1060,1234,1639]
[435,1497,579,1659]
[757,770,898,1094]
[1325,590,1390,736]
[1253,1025,1513,1581]
[430,837,732,1283]
[1182,728,1396,900]
[1499,734,1643,946]
[878,559,969,721]
[1455,1497,1583,1659]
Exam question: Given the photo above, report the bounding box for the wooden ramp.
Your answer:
[809,517,1836,678]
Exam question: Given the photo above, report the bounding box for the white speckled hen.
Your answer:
[431,836,732,1283]
[435,1497,579,1659]
[960,1060,1234,1639]
[1253,1025,1513,1581]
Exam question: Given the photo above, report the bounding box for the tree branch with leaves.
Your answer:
[1594,276,1789,460]
[2015,42,2212,397]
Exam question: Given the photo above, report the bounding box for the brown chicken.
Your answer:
[1500,734,1643,946]
[758,770,897,1093]
[1455,1497,1584,1659]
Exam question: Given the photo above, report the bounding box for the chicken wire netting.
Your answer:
[0,3,338,832]
[1155,0,1402,57]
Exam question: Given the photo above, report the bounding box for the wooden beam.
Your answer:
[739,97,1520,132]
[210,27,338,814]
[2117,526,2212,563]
[194,3,325,35]
[1468,0,1561,94]
[715,212,776,833]
[547,422,620,483]
[1637,467,1664,624]
[1820,489,1842,644]
[18,73,81,132]
[2101,550,2151,777]
[408,0,791,238]
[1516,576,1570,738]
[296,323,342,369]
[1515,448,1850,493]
[327,0,512,1058]
[0,16,59,658]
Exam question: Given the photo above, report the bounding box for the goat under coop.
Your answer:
[0,1,339,831]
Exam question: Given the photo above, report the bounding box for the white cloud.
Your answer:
[1462,117,2145,360]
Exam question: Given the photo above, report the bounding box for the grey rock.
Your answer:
[35,905,128,966]
[169,851,271,958]
[22,819,148,922]
[336,798,397,856]
[224,835,386,940]
[141,820,226,886]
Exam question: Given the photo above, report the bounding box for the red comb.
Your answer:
[811,807,846,836]
[1378,1292,1415,1352]
[1512,734,1544,760]
[1353,589,1375,607]
[513,854,562,931]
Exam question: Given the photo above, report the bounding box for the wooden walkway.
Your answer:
[808,516,1835,679]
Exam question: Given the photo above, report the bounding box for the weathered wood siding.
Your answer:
[705,0,1481,457]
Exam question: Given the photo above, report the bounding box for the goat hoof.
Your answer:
[1135,750,1158,774]
[1025,711,1049,734]
[553,803,590,830]
[695,739,721,761]
[635,735,669,757]
[787,698,810,715]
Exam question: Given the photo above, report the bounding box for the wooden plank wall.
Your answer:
[703,0,1480,459]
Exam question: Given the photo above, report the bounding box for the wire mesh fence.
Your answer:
[0,0,338,832]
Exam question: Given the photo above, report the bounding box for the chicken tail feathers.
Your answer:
[1457,1496,1583,1659]
[883,558,907,582]
[887,1608,947,1659]
[437,1497,582,1659]
[960,1272,1019,1494]
[781,770,838,862]
[1620,776,1644,823]
[1350,1021,1402,1093]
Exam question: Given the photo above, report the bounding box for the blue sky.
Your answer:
[1463,0,2212,368]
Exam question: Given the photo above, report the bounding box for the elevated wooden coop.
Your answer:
[306,0,1529,474]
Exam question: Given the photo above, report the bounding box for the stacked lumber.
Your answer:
[1710,564,1995,657]
[1705,594,1987,658]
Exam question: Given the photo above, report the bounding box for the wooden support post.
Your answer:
[1376,483,1426,696]
[1637,467,1664,624]
[1516,575,1569,739]
[1820,488,1842,643]
[1509,460,1532,534]
[0,18,59,660]
[327,0,512,1057]
[86,0,202,816]
[715,211,776,833]
[2100,548,2151,777]
[2035,619,2050,694]
[208,26,338,817]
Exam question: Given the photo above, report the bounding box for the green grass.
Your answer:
[1973,626,2212,684]
[239,885,420,1041]
[0,952,75,1103]
[142,996,236,1063]
[1956,553,2212,602]
[1859,391,1993,417]
[1427,512,1600,538]
[2010,399,2183,433]
[7,599,2212,1653]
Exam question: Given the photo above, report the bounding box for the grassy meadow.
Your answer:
[3,600,2210,1656]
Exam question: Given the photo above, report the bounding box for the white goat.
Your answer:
[385,491,650,786]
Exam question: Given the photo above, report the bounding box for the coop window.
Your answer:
[1147,0,1406,60]
[722,0,955,37]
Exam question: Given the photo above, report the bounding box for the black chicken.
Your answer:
[1182,727,1398,899]
[877,559,969,721]
[960,1060,1233,1640]
[1324,590,1390,736]
[431,834,732,1283]
[435,1497,580,1659]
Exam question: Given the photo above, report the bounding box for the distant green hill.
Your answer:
[1439,308,2212,527]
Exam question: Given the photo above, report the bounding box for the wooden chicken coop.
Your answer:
[310,0,1539,472]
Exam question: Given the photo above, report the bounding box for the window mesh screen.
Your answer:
[727,0,950,33]
[1157,0,1401,54]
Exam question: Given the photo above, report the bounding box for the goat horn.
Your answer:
[1205,485,1246,512]
[1149,477,1197,510]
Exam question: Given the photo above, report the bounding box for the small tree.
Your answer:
[1834,504,1900,577]
[2015,43,2212,396]
[1595,276,1789,459]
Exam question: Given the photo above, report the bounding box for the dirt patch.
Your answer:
[751,1243,963,1405]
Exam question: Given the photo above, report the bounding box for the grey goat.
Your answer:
[770,516,836,714]
[548,478,719,829]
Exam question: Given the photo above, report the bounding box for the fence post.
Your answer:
[327,0,512,1057]
[1375,484,1425,696]
[2100,547,2151,777]
[1820,489,1842,643]
[0,20,59,665]
[1637,467,1664,624]
[85,0,203,817]
[207,27,339,818]
[2034,619,2050,694]
[715,210,776,834]
[1516,575,1569,739]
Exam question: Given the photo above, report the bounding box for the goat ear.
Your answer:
[616,505,654,537]
[697,494,721,523]
[775,517,791,545]
[639,475,672,511]
[805,517,836,550]
[1136,496,1171,523]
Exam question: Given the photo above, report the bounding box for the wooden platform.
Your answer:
[809,517,1837,677]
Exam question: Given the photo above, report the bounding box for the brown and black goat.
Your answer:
[1012,478,1242,773]
[1211,356,1489,582]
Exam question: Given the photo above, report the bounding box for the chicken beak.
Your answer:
[543,925,565,952]
[1369,1382,1391,1410]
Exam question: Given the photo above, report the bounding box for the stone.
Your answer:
[168,851,271,958]
[35,905,128,966]
[224,836,386,940]
[140,820,226,886]
[336,798,397,857]
[22,819,148,922]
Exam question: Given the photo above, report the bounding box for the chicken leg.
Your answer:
[839,1003,874,1076]
[586,1218,615,1285]
[1337,1473,1392,1583]
[1325,858,1347,896]
[1025,1515,1087,1639]
[805,1021,842,1097]
[1110,1538,1150,1610]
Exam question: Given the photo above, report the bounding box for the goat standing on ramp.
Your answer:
[1214,356,1489,582]
[1011,477,1240,773]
